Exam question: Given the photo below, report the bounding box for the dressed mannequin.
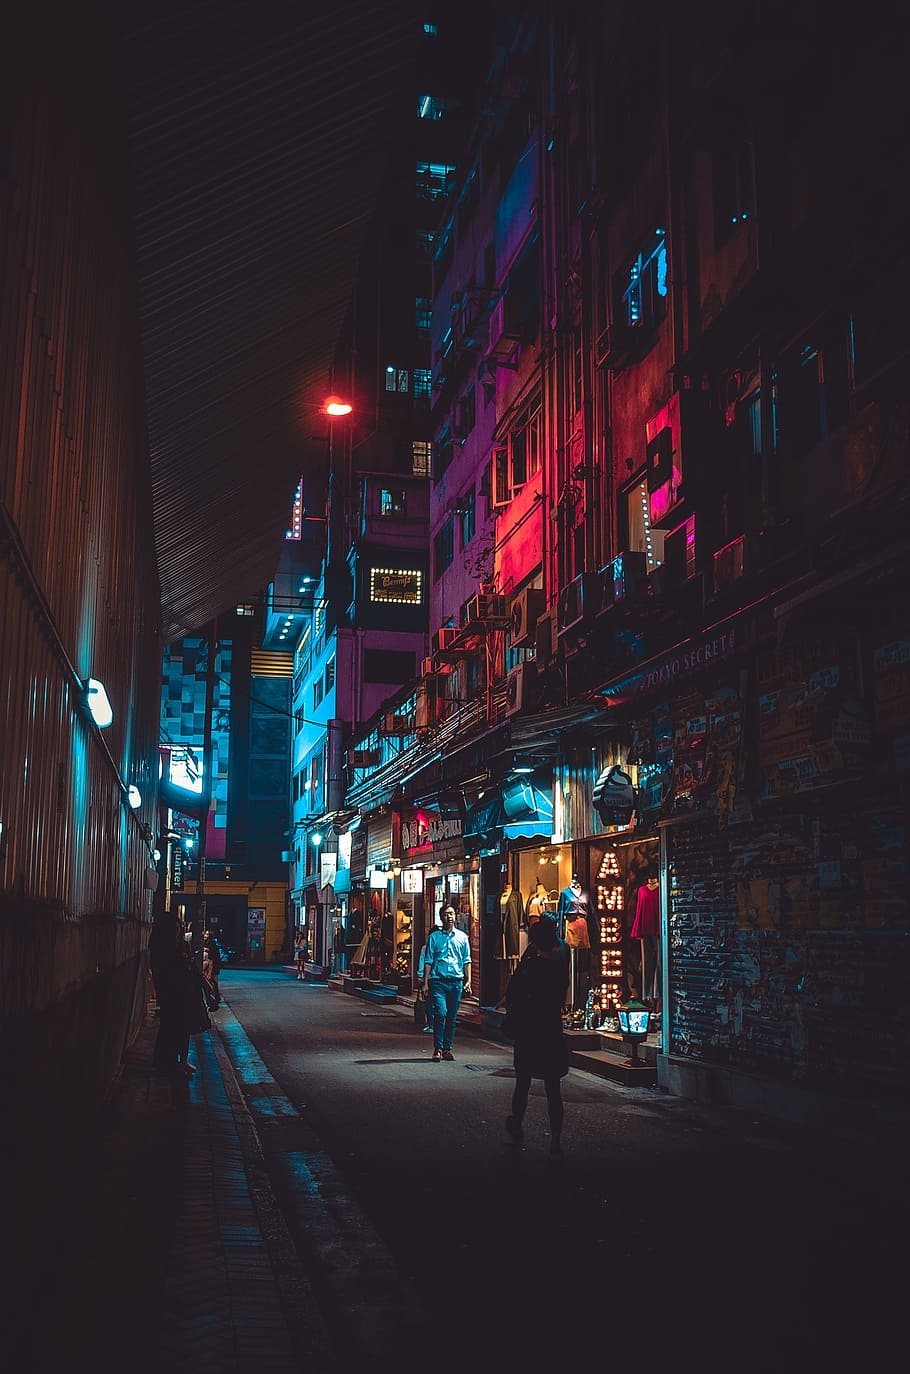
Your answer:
[630,868,660,1004]
[557,875,591,1007]
[498,883,524,959]
[525,881,549,928]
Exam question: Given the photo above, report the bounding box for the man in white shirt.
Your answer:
[421,905,472,1062]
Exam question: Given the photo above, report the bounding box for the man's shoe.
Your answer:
[432,1049,443,1062]
[442,1050,455,1061]
[505,1115,523,1142]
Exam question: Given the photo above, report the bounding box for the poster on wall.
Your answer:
[247,907,266,958]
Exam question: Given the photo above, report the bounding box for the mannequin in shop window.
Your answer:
[525,880,549,929]
[497,881,524,999]
[630,866,660,1007]
[557,876,591,950]
[557,874,591,1009]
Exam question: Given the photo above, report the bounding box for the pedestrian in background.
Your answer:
[294,928,306,980]
[202,929,222,1006]
[421,904,471,1062]
[149,910,200,1078]
[503,915,570,1155]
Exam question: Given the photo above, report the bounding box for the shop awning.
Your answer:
[463,782,554,851]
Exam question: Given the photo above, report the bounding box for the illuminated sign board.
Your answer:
[370,567,423,605]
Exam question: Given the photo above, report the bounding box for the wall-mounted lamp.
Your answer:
[323,395,353,417]
[127,785,142,810]
[514,765,533,775]
[84,678,113,729]
[311,832,324,848]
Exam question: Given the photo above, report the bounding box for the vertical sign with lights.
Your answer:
[595,849,624,1017]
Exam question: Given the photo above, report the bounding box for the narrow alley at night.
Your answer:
[2,1,909,1369]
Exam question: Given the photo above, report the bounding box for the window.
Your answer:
[412,439,432,474]
[312,677,324,710]
[385,366,409,393]
[624,479,664,572]
[416,230,435,260]
[491,402,542,506]
[363,649,416,683]
[620,229,668,332]
[416,162,455,202]
[417,94,447,120]
[325,658,335,694]
[713,139,754,250]
[457,486,476,547]
[235,603,255,617]
[456,385,475,439]
[433,518,455,579]
[413,369,432,399]
[380,488,407,517]
[435,431,454,479]
[416,298,432,332]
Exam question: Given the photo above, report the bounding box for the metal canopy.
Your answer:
[117,0,423,640]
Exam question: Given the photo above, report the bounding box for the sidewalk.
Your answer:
[9,1002,337,1374]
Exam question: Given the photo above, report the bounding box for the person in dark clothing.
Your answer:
[149,910,200,1078]
[201,930,222,1005]
[503,915,570,1156]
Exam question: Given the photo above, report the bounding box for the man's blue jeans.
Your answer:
[429,977,463,1051]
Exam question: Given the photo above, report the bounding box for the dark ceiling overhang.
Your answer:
[117,1,423,641]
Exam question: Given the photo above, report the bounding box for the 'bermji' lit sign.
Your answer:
[370,568,423,604]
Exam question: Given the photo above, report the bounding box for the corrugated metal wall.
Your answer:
[0,6,162,1145]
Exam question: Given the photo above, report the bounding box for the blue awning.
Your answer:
[463,782,553,851]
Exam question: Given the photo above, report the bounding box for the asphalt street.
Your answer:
[216,969,909,1371]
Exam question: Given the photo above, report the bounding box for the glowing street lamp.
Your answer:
[323,395,352,417]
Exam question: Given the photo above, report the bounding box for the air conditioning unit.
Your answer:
[535,605,560,663]
[415,674,444,729]
[421,656,437,677]
[608,551,648,605]
[595,323,635,372]
[348,749,380,768]
[557,572,603,636]
[663,515,697,585]
[509,586,546,648]
[381,713,410,736]
[432,626,461,657]
[487,292,522,365]
[462,592,509,626]
[713,534,748,594]
[505,661,537,716]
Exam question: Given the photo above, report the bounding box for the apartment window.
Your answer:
[457,486,476,546]
[413,369,432,399]
[380,488,407,517]
[363,649,416,683]
[713,139,754,250]
[313,677,324,710]
[416,298,432,332]
[435,431,454,479]
[456,385,476,439]
[417,230,435,260]
[325,657,335,693]
[491,402,542,506]
[416,162,455,202]
[235,603,255,617]
[620,229,668,333]
[417,94,446,120]
[433,517,455,579]
[624,478,664,572]
[385,365,409,393]
[412,439,432,474]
